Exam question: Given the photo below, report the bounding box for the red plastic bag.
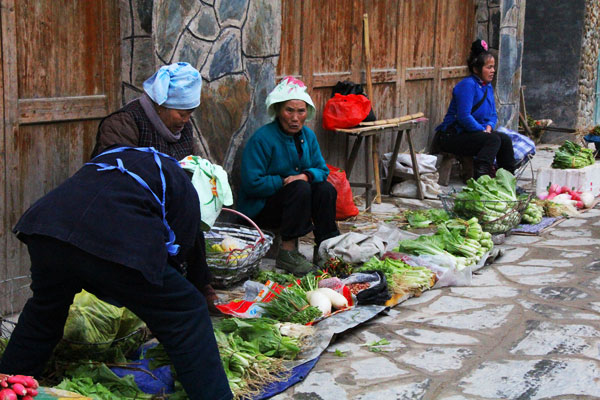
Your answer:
[327,164,359,220]
[322,93,372,131]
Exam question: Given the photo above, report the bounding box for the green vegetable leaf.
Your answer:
[365,338,390,352]
[334,349,347,357]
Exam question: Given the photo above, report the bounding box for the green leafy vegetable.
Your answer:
[255,270,297,285]
[56,363,152,400]
[552,140,595,169]
[356,257,435,294]
[334,349,347,357]
[364,338,390,352]
[451,169,527,234]
[403,209,449,229]
[214,317,301,360]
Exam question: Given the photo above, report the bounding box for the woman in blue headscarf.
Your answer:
[92,62,203,161]
[91,62,220,312]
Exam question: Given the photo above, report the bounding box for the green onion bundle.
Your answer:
[262,285,322,325]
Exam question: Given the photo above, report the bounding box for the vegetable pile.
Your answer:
[0,375,39,400]
[262,284,323,325]
[213,318,301,398]
[356,257,436,296]
[551,140,595,169]
[451,169,529,233]
[521,201,544,225]
[538,183,586,209]
[403,209,449,229]
[393,217,493,270]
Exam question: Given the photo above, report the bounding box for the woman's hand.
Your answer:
[283,174,308,185]
[485,125,493,133]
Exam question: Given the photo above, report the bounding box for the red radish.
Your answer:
[6,376,27,386]
[22,396,35,400]
[560,186,571,194]
[547,192,558,200]
[0,389,17,400]
[26,387,38,396]
[21,376,38,389]
[576,201,584,208]
[548,183,560,194]
[0,380,6,388]
[8,383,25,397]
[570,192,581,201]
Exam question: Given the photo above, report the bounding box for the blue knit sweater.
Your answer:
[436,75,497,133]
[237,121,329,218]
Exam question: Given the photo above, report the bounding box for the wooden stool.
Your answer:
[437,152,474,185]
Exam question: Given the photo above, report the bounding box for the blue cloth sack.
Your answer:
[496,126,536,163]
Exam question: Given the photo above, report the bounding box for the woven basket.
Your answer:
[439,193,532,234]
[205,209,273,288]
[0,318,15,357]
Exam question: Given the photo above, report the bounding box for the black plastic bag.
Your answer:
[331,80,376,122]
[353,271,391,305]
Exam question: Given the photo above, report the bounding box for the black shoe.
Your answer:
[474,161,492,180]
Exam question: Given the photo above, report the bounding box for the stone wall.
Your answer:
[118,0,281,175]
[476,0,525,131]
[576,0,600,130]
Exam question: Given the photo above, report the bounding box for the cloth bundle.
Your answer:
[179,155,233,230]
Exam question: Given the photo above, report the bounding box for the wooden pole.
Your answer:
[363,13,381,204]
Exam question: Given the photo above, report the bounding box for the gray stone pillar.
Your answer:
[576,0,600,129]
[496,0,526,131]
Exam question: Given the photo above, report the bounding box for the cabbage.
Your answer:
[56,290,145,360]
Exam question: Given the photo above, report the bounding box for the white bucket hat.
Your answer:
[265,76,316,121]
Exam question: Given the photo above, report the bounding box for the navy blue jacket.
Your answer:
[13,148,205,287]
[436,75,497,133]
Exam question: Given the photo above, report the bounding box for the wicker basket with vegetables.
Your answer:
[205,209,274,289]
[439,169,531,234]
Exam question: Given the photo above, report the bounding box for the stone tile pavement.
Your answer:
[272,147,600,399]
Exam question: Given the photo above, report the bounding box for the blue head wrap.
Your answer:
[143,62,202,110]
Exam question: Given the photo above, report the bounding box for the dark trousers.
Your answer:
[254,180,340,246]
[439,129,516,171]
[0,235,232,400]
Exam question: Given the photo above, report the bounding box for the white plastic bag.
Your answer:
[318,232,386,264]
[390,173,442,199]
[381,152,438,176]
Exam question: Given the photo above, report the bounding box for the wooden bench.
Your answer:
[437,152,474,186]
[334,117,428,208]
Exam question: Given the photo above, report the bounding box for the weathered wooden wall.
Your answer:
[0,0,121,315]
[278,0,477,182]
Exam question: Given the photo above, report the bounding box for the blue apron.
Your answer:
[86,146,180,256]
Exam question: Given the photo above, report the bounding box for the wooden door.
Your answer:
[278,0,476,182]
[0,0,121,314]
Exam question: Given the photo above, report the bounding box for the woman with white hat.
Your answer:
[237,77,340,275]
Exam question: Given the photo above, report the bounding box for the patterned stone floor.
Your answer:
[274,148,600,399]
